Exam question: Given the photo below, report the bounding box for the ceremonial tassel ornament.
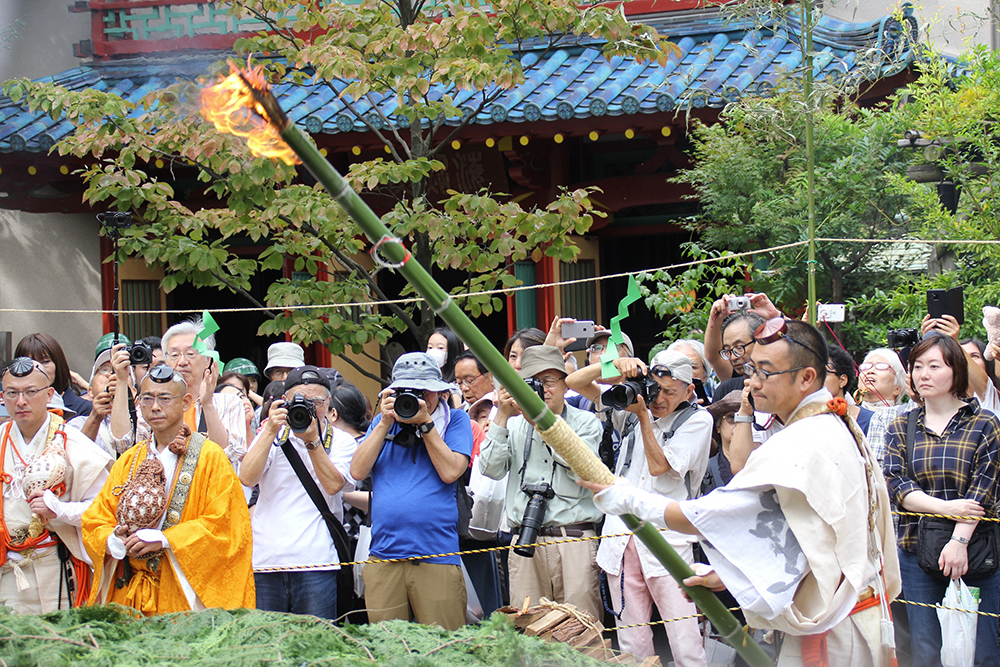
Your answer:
[199,63,771,667]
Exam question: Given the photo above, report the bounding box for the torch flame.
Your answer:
[199,61,300,165]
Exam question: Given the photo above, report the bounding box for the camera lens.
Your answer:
[129,343,152,366]
[394,391,421,420]
[602,381,640,410]
[286,397,316,433]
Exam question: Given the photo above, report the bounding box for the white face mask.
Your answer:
[427,348,448,369]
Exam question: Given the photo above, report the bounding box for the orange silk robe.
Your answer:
[82,438,254,614]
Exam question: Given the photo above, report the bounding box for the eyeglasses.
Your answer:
[95,367,114,377]
[742,363,806,382]
[859,362,892,372]
[720,343,751,361]
[536,376,563,389]
[137,393,183,407]
[164,349,201,363]
[588,344,606,353]
[649,367,673,379]
[1,387,48,401]
[721,414,737,424]
[825,364,838,375]
[456,374,483,388]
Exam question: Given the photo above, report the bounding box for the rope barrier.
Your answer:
[10,235,1000,316]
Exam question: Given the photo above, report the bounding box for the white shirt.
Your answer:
[596,404,713,577]
[250,423,357,570]
[977,380,1000,416]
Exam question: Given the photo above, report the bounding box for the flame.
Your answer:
[199,61,300,165]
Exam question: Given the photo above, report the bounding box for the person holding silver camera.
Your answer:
[350,352,473,630]
[479,345,603,618]
[239,365,358,619]
[568,349,712,664]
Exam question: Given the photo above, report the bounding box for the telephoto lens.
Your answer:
[285,396,317,433]
[393,388,423,420]
[513,493,547,557]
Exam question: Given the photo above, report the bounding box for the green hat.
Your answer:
[224,357,260,378]
[95,332,132,359]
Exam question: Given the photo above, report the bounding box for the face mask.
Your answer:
[427,348,448,369]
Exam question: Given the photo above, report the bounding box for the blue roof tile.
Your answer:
[0,5,920,152]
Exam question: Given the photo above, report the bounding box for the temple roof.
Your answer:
[0,5,919,153]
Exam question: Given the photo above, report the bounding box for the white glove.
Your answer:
[593,478,670,528]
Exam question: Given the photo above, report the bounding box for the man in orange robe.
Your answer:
[82,365,254,614]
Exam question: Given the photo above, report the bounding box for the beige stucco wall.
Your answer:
[824,0,997,56]
[0,210,103,378]
[0,1,100,378]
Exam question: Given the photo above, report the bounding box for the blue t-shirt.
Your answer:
[367,409,473,565]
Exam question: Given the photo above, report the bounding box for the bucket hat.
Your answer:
[387,352,453,392]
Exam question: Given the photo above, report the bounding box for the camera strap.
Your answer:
[518,422,558,491]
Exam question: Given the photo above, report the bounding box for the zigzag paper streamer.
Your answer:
[601,275,641,379]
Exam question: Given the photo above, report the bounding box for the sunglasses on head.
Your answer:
[2,357,49,380]
[148,364,176,383]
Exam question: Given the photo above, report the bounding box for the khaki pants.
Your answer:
[509,528,601,619]
[362,560,466,630]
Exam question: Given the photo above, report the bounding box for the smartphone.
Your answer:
[561,320,595,343]
[927,287,964,325]
[692,378,709,405]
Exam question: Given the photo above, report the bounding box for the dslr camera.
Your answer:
[602,370,661,410]
[285,395,317,433]
[524,377,546,402]
[887,328,920,349]
[393,388,424,420]
[128,340,153,366]
[513,483,556,558]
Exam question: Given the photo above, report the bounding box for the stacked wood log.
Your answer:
[498,598,661,667]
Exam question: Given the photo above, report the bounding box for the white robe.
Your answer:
[679,389,901,667]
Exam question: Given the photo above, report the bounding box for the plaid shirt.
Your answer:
[884,398,1000,552]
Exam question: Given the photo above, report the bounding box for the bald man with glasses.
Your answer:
[0,357,111,613]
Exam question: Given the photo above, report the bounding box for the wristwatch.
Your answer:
[304,440,321,451]
[733,414,754,423]
[417,422,435,434]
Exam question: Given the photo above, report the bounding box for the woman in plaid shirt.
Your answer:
[884,334,1000,667]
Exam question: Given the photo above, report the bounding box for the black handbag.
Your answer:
[906,410,1000,580]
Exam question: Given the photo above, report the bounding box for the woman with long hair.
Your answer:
[15,332,92,417]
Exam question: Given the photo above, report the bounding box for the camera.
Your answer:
[728,296,751,312]
[393,388,423,420]
[128,340,153,366]
[887,328,920,349]
[524,378,546,402]
[285,395,317,433]
[514,483,555,557]
[602,371,661,410]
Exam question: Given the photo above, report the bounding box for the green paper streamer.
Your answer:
[193,311,221,365]
[601,275,641,379]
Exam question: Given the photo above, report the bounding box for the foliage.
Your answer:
[637,241,758,349]
[0,605,612,666]
[2,0,672,382]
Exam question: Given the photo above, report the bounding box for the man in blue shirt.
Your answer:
[350,352,472,630]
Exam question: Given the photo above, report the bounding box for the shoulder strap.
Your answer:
[662,404,698,440]
[280,438,351,563]
[905,408,918,482]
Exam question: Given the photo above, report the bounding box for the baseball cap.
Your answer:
[282,365,331,394]
[648,350,694,385]
[95,333,131,359]
[224,357,260,379]
[586,330,634,357]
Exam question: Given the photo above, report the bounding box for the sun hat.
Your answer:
[264,342,305,375]
[649,350,694,385]
[387,352,453,392]
[517,345,567,380]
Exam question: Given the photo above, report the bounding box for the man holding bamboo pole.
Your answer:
[581,320,901,667]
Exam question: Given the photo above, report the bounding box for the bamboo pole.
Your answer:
[251,91,769,666]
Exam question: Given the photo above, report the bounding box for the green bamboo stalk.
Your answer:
[256,100,769,666]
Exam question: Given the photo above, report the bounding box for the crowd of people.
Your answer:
[1,290,998,667]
